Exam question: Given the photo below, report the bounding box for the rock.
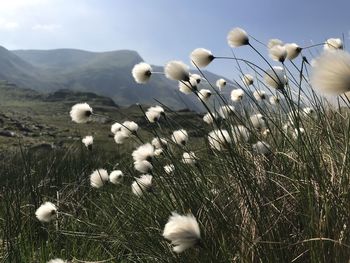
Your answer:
[0,130,16,137]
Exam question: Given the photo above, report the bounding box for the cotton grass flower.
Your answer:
[198,89,212,102]
[132,143,154,163]
[182,152,198,164]
[208,129,232,151]
[252,141,271,155]
[269,45,287,62]
[70,103,92,123]
[154,148,163,156]
[231,89,244,101]
[35,202,57,223]
[134,160,153,173]
[292,127,305,140]
[165,61,190,81]
[121,121,139,136]
[164,164,175,174]
[285,43,302,60]
[269,95,280,105]
[253,90,267,101]
[163,212,201,253]
[47,259,67,263]
[219,105,235,119]
[311,50,350,94]
[111,122,122,134]
[132,62,152,84]
[227,27,249,47]
[151,137,168,149]
[264,66,286,89]
[131,174,153,196]
[250,114,267,130]
[145,106,165,123]
[114,131,129,144]
[267,39,284,49]
[324,38,343,51]
[242,74,254,86]
[216,78,227,90]
[190,73,202,83]
[82,135,93,150]
[109,170,124,184]
[90,169,109,188]
[203,112,218,125]
[231,125,250,143]
[190,48,214,68]
[178,77,198,94]
[171,129,188,146]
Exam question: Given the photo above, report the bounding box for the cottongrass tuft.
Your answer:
[252,141,271,155]
[227,27,249,47]
[242,74,254,86]
[208,129,232,151]
[109,170,124,184]
[190,48,214,68]
[231,89,245,101]
[182,152,198,164]
[90,169,109,188]
[267,39,284,49]
[198,89,212,103]
[145,106,165,123]
[151,137,168,149]
[292,127,305,140]
[219,105,235,119]
[269,95,280,105]
[190,73,202,83]
[165,61,190,81]
[114,131,129,144]
[131,174,153,196]
[82,135,93,150]
[203,112,218,125]
[171,129,188,146]
[47,259,67,263]
[132,143,154,163]
[162,212,201,253]
[250,114,267,130]
[253,90,267,101]
[111,122,122,134]
[164,164,175,174]
[35,202,57,223]
[311,50,350,94]
[264,66,286,89]
[178,77,198,94]
[134,160,153,173]
[121,121,139,136]
[285,43,302,60]
[132,62,152,84]
[269,44,287,62]
[70,103,92,124]
[324,38,343,51]
[216,78,227,90]
[232,125,250,143]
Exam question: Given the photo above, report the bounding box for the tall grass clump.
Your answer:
[1,27,350,262]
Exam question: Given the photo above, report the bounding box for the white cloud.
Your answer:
[32,24,62,32]
[0,0,49,11]
[0,19,19,31]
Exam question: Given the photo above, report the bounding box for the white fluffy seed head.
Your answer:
[231,89,244,101]
[216,78,227,90]
[303,107,315,116]
[324,38,343,51]
[134,160,153,173]
[208,129,231,151]
[190,48,214,68]
[114,131,129,144]
[190,73,202,84]
[121,121,139,136]
[198,89,212,102]
[145,109,161,123]
[250,114,267,130]
[231,125,250,143]
[132,62,152,84]
[47,259,67,263]
[154,148,163,156]
[90,169,109,188]
[35,202,57,223]
[311,50,350,95]
[82,135,93,149]
[203,112,217,124]
[227,27,249,47]
[292,127,305,140]
[267,39,284,49]
[285,43,302,60]
[264,66,286,89]
[109,170,124,184]
[151,137,168,149]
[219,105,235,119]
[171,129,188,146]
[269,95,280,105]
[182,151,198,164]
[132,143,154,163]
[111,122,122,134]
[253,141,271,155]
[132,174,153,196]
[269,45,287,62]
[163,212,201,253]
[70,103,92,124]
[253,90,267,101]
[178,77,198,94]
[164,164,175,174]
[165,61,190,81]
[242,74,254,86]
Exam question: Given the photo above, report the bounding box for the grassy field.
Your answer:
[2,33,350,262]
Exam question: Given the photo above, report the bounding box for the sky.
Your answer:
[0,0,349,77]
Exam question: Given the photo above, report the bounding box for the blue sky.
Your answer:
[0,0,349,77]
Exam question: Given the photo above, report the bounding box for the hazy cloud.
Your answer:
[32,24,62,32]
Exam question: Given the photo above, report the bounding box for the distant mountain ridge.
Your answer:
[0,47,226,111]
